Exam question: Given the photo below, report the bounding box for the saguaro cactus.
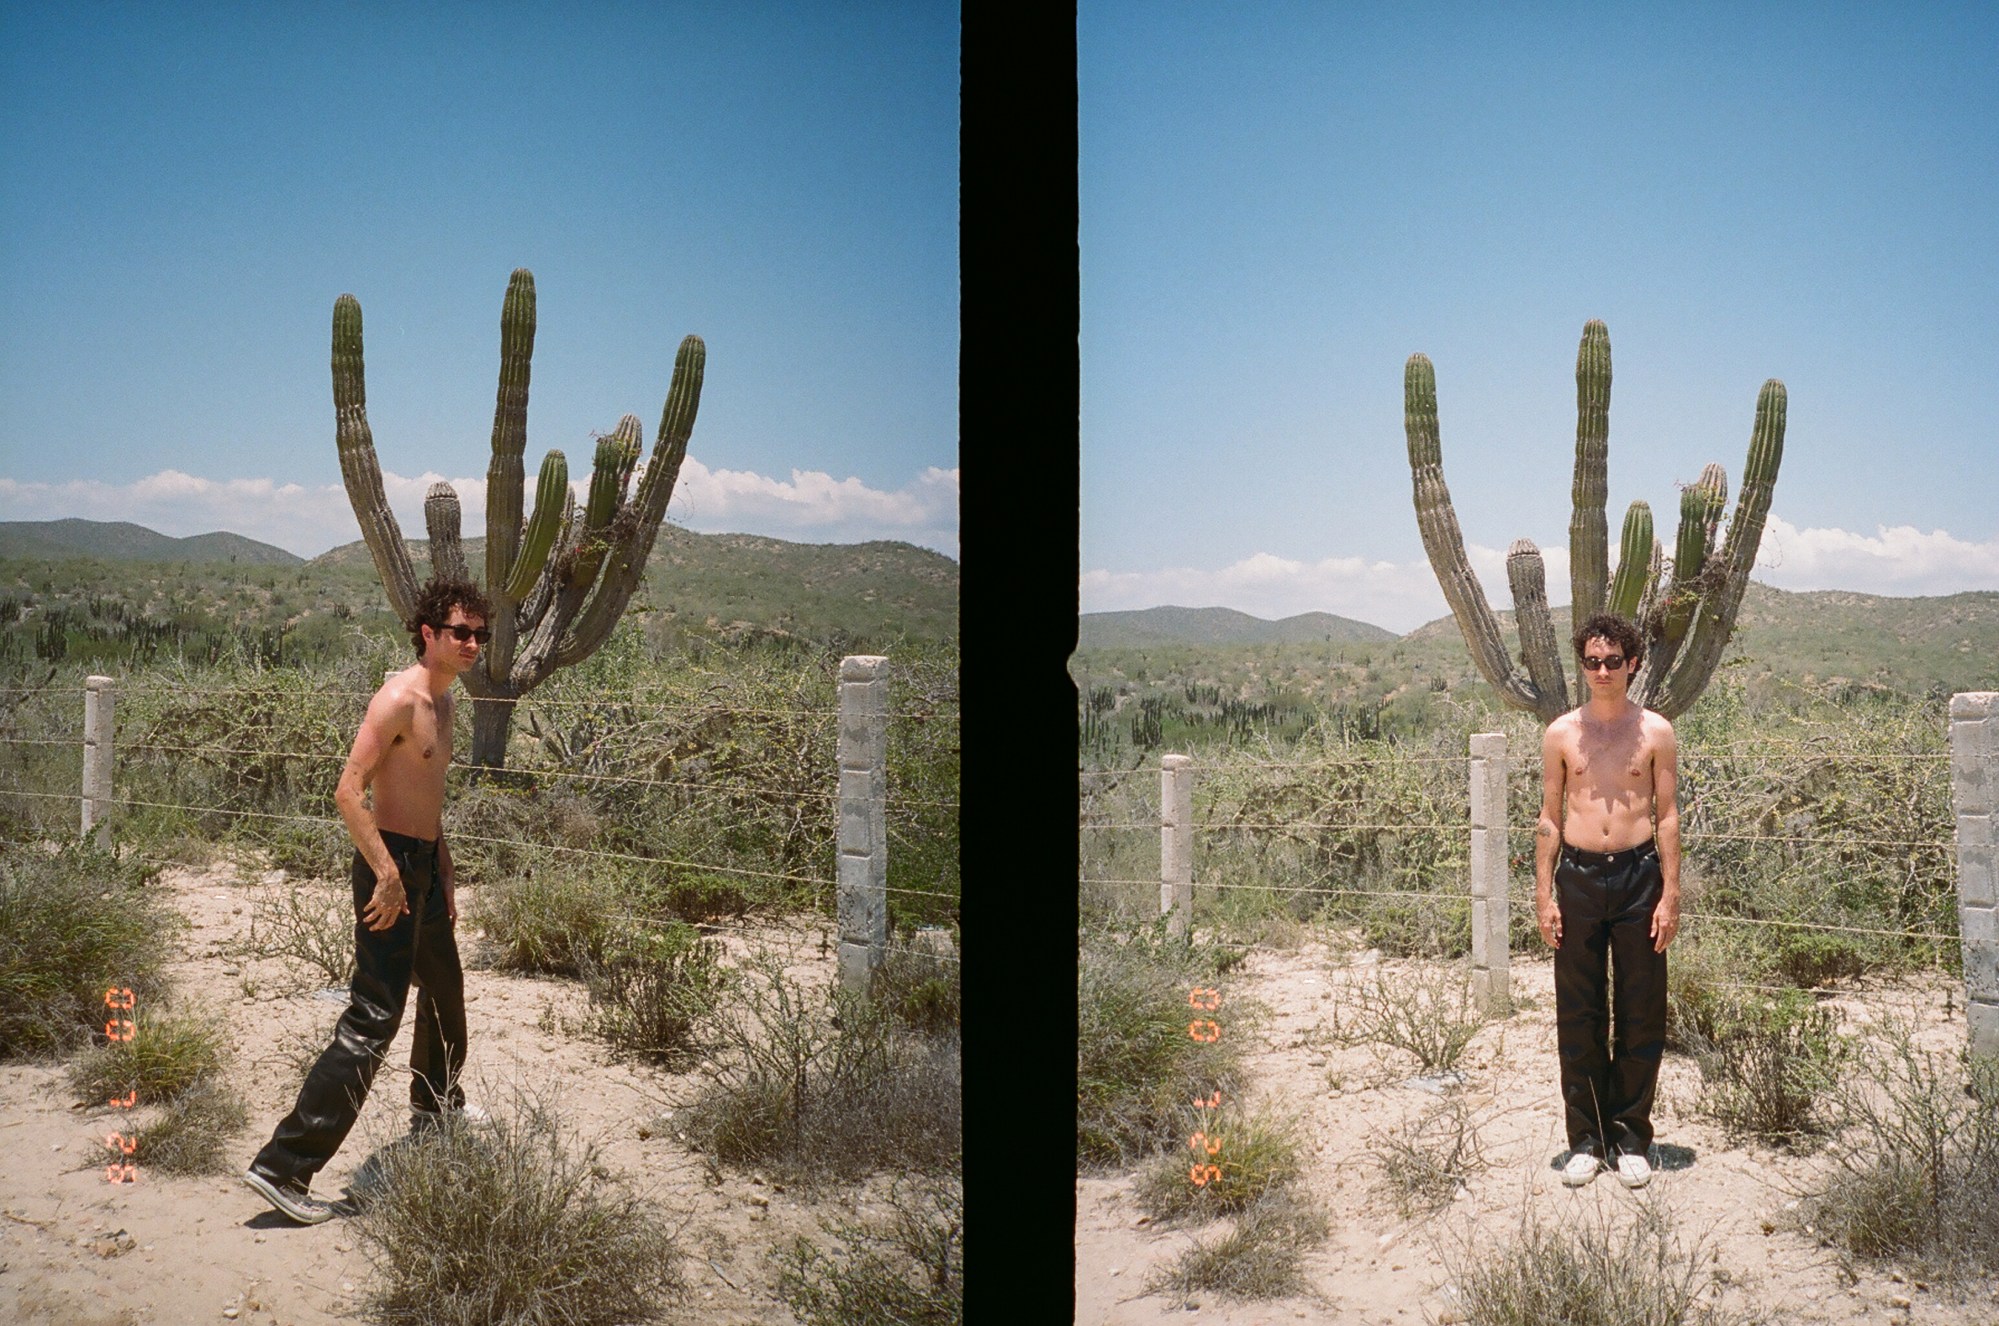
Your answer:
[334,268,706,766]
[1403,320,1785,723]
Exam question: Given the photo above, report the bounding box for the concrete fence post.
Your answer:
[1469,732,1510,1013]
[1161,754,1194,936]
[837,655,890,992]
[82,675,116,848]
[1950,692,1998,1061]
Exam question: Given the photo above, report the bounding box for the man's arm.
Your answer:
[1535,721,1566,949]
[336,685,413,931]
[1650,718,1681,952]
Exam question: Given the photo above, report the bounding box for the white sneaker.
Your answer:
[1615,1152,1653,1188]
[1561,1151,1601,1188]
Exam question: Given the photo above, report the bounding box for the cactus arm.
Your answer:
[482,270,536,684]
[1507,540,1571,723]
[503,449,567,600]
[1567,320,1612,704]
[1634,465,1728,705]
[554,335,706,669]
[1403,353,1543,715]
[516,485,575,634]
[332,293,420,623]
[423,481,468,584]
[572,415,644,590]
[1607,500,1653,619]
[1634,535,1665,639]
[1652,380,1786,717]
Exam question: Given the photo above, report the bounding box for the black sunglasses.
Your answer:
[1579,654,1627,672]
[434,622,491,645]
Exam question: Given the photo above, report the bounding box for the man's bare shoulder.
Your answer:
[1640,707,1677,748]
[1544,710,1582,744]
[365,670,425,727]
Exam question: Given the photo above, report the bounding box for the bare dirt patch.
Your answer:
[1075,937,1999,1325]
[0,860,918,1325]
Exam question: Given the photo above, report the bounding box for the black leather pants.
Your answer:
[250,831,467,1190]
[1554,839,1667,1157]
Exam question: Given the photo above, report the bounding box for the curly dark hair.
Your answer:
[407,577,493,658]
[1571,611,1643,666]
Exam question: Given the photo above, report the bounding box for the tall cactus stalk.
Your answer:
[332,268,706,767]
[1402,320,1786,722]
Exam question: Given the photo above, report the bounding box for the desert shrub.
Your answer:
[1369,1093,1486,1216]
[1146,1189,1330,1305]
[350,1083,683,1326]
[682,952,960,1181]
[67,1004,228,1103]
[579,922,728,1065]
[1449,1200,1748,1326]
[474,859,628,976]
[65,1001,246,1178]
[1330,959,1488,1074]
[239,876,354,988]
[1809,1020,1999,1283]
[1076,922,1254,1167]
[868,932,960,1035]
[1769,929,1868,989]
[121,1076,249,1176]
[775,1179,962,1326]
[1664,931,1756,1054]
[1691,988,1847,1145]
[0,841,178,1058]
[1135,1104,1303,1219]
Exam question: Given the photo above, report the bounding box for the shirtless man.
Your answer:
[1536,611,1681,1190]
[244,577,492,1224]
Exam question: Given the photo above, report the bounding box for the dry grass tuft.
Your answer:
[774,1178,963,1326]
[1369,1092,1486,1216]
[1329,959,1488,1075]
[349,1080,683,1326]
[1147,1188,1330,1306]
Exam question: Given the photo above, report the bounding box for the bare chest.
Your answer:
[388,699,451,774]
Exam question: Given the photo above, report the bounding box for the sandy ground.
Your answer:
[0,859,923,1326]
[1075,937,1999,1326]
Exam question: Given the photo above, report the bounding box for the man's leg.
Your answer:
[1606,852,1668,1157]
[1553,851,1615,1157]
[248,844,423,1191]
[408,871,468,1116]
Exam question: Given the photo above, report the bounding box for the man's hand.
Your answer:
[1537,892,1562,949]
[362,869,410,932]
[1650,894,1680,953]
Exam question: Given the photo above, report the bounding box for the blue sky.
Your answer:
[1080,2,1999,632]
[0,2,958,558]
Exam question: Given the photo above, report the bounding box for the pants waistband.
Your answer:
[377,830,438,857]
[1560,838,1656,870]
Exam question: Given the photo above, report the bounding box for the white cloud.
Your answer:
[0,458,959,560]
[667,460,958,553]
[1754,515,1999,596]
[1083,516,1999,635]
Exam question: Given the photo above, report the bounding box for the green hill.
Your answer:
[1402,581,1999,697]
[0,520,956,670]
[1078,605,1395,648]
[313,525,957,645]
[0,519,301,566]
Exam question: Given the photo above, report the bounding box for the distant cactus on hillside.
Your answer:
[1402,320,1785,722]
[333,268,705,766]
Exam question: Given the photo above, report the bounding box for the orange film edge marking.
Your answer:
[1191,1090,1221,1109]
[1187,1020,1221,1043]
[1187,987,1221,1011]
[103,988,134,1010]
[1189,1163,1221,1186]
[109,1091,136,1109]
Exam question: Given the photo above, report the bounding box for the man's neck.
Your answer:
[1582,694,1636,723]
[411,657,458,699]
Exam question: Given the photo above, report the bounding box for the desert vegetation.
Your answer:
[0,542,960,1324]
[1077,612,1992,1317]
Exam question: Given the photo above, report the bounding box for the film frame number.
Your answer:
[1186,987,1224,1188]
[102,986,139,1184]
